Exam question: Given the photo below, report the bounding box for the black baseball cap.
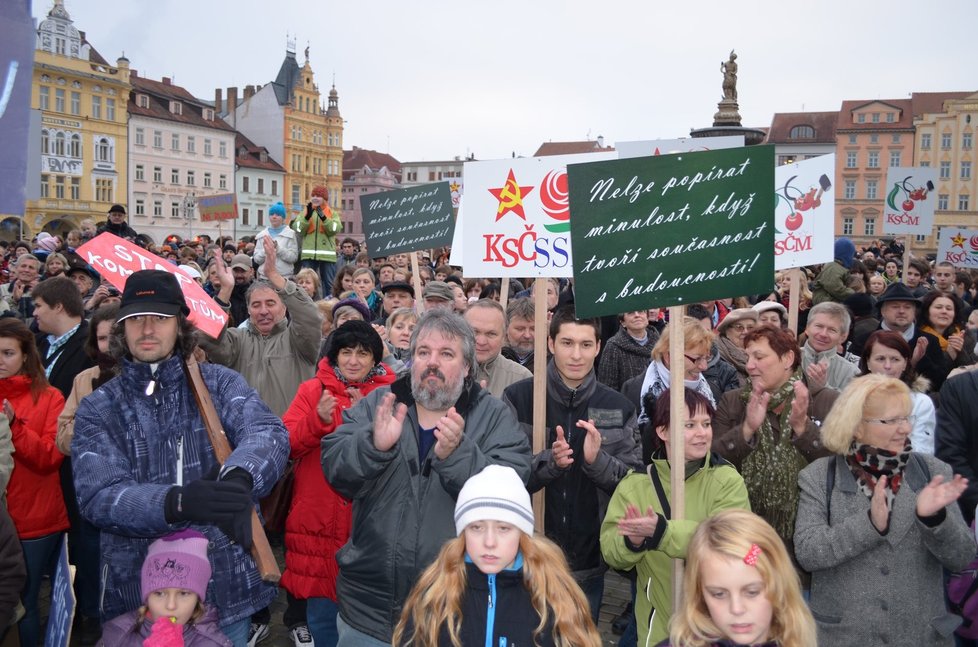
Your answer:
[117,270,190,322]
[108,204,126,215]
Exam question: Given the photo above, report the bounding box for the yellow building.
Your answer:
[913,93,978,252]
[25,0,130,238]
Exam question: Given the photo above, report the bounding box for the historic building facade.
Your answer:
[24,0,131,237]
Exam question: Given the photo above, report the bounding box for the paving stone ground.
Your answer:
[47,536,632,646]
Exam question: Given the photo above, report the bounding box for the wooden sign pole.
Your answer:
[788,268,801,336]
[902,237,912,283]
[531,283,548,532]
[667,305,687,610]
[411,252,425,313]
[500,277,510,312]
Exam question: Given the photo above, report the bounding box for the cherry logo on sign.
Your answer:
[539,169,570,233]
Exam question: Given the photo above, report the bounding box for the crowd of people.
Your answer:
[1,198,978,647]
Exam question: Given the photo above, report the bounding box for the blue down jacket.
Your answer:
[72,355,289,626]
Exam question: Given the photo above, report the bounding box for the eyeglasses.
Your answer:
[861,415,915,427]
[729,323,755,332]
[684,354,709,366]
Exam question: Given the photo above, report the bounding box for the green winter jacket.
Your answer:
[600,452,750,647]
[293,203,342,262]
[811,260,854,304]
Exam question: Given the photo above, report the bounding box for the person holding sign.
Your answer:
[502,308,642,622]
[293,185,342,291]
[712,326,836,553]
[71,270,289,646]
[601,388,749,647]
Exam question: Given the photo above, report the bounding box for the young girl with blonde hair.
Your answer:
[663,509,815,647]
[393,465,601,647]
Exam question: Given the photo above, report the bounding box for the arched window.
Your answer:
[54,131,65,156]
[70,133,81,157]
[41,129,50,155]
[96,137,110,162]
[789,125,815,139]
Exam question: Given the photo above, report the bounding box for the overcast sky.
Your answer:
[37,0,977,163]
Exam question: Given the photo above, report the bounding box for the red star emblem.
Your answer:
[488,169,534,221]
[951,233,966,248]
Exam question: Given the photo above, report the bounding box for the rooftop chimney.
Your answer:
[214,88,222,114]
[162,77,171,86]
[227,87,238,115]
[244,85,255,100]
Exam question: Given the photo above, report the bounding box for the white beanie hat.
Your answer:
[454,465,534,536]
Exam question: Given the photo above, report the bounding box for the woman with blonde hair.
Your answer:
[297,267,323,300]
[794,375,974,646]
[394,465,601,647]
[664,509,816,647]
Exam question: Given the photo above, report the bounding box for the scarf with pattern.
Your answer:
[638,359,715,424]
[332,362,387,386]
[739,369,809,543]
[845,439,911,509]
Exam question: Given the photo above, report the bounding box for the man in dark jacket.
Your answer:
[96,204,138,241]
[936,369,978,524]
[322,310,531,645]
[502,308,642,622]
[72,270,289,644]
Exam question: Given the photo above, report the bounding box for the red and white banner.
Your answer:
[76,233,228,338]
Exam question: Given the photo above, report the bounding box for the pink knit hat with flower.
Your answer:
[141,529,211,602]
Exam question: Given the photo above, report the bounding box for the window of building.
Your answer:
[55,175,65,199]
[868,152,880,168]
[137,94,149,108]
[70,91,80,115]
[848,134,857,144]
[55,88,65,112]
[40,174,49,199]
[95,137,111,162]
[153,200,163,217]
[69,133,80,158]
[171,202,180,218]
[91,95,101,119]
[846,152,857,168]
[916,234,927,243]
[271,180,278,196]
[870,134,879,144]
[789,125,814,139]
[171,133,180,151]
[872,113,880,123]
[135,127,145,146]
[889,151,900,167]
[921,133,932,149]
[291,184,300,205]
[134,199,145,216]
[892,134,901,143]
[920,161,930,167]
[257,178,264,194]
[52,132,65,156]
[857,113,866,123]
[153,130,163,148]
[39,86,49,110]
[135,164,144,181]
[203,172,211,188]
[219,174,227,189]
[187,136,195,153]
[153,166,162,183]
[219,141,228,158]
[204,139,212,156]
[960,195,971,211]
[844,180,856,199]
[407,171,417,182]
[886,112,895,123]
[187,170,195,186]
[428,171,436,181]
[169,101,182,115]
[95,178,112,202]
[964,133,974,149]
[242,176,250,193]
[203,108,213,121]
[242,208,250,226]
[940,161,951,179]
[106,98,115,121]
[963,161,972,180]
[866,180,878,200]
[171,168,179,184]
[938,194,949,210]
[864,217,876,236]
[942,133,952,149]
[257,209,264,227]
[40,130,49,154]
[70,177,79,199]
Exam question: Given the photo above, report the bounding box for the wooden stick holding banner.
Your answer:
[667,304,687,609]
[531,283,548,531]
[788,268,801,336]
[902,237,912,282]
[411,252,425,313]
[499,277,509,312]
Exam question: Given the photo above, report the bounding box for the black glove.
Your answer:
[305,201,313,218]
[164,471,252,533]
[216,469,254,550]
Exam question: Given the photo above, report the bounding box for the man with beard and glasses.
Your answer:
[321,309,531,646]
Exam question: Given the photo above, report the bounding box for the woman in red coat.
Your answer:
[282,320,396,647]
[0,318,67,647]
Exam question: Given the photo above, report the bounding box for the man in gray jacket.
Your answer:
[322,309,531,645]
[201,237,322,417]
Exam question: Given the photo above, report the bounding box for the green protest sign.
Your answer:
[567,146,774,318]
[360,181,455,258]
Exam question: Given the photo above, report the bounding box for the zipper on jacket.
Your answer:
[485,573,496,647]
[176,435,184,487]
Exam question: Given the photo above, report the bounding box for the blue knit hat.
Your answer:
[834,237,857,269]
[269,202,286,217]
